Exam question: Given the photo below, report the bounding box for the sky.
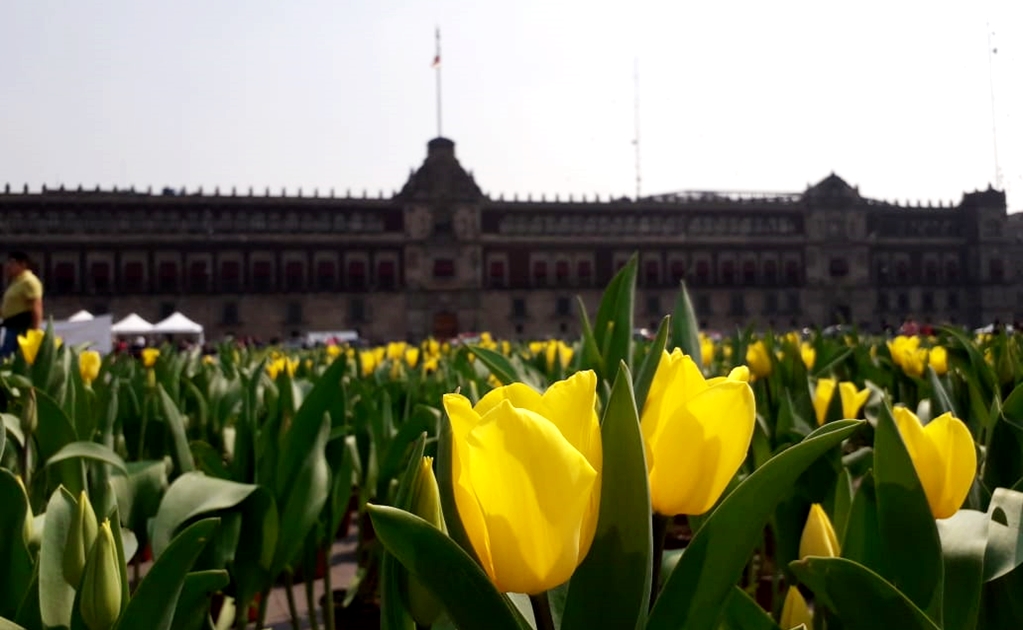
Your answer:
[2,1,1021,211]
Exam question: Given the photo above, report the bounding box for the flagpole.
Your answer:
[985,23,1001,189]
[435,27,443,138]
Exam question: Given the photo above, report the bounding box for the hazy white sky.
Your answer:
[2,1,1021,211]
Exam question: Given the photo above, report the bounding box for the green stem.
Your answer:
[255,588,270,630]
[233,598,248,630]
[284,571,300,630]
[324,506,335,630]
[528,593,556,630]
[650,514,670,611]
[305,569,320,630]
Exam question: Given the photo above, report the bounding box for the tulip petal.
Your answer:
[540,370,601,469]
[924,412,977,519]
[892,407,947,518]
[441,394,496,580]
[466,401,598,594]
[814,379,836,426]
[649,380,755,516]
[474,383,544,420]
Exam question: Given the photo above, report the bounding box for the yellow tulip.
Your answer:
[892,408,976,519]
[641,349,756,516]
[423,356,440,374]
[838,382,870,419]
[528,341,544,357]
[79,350,102,386]
[441,370,601,594]
[888,336,926,378]
[325,344,342,358]
[800,342,816,370]
[17,329,45,365]
[141,348,160,368]
[929,346,948,376]
[359,350,377,377]
[780,586,812,630]
[799,504,840,558]
[699,334,715,368]
[405,347,420,368]
[746,341,772,379]
[813,378,836,426]
[545,340,573,371]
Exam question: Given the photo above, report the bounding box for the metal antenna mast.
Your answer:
[986,23,1002,189]
[633,58,641,200]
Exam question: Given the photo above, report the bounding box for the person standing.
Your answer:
[1,252,44,360]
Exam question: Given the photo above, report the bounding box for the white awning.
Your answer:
[111,313,155,335]
[67,310,94,322]
[152,311,204,335]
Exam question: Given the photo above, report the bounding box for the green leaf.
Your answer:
[669,280,701,362]
[39,487,78,628]
[2,413,23,448]
[927,366,957,417]
[169,570,231,630]
[575,296,606,379]
[272,412,330,574]
[367,505,529,630]
[46,441,129,475]
[34,388,85,495]
[436,409,482,567]
[632,316,669,415]
[873,404,944,622]
[0,470,34,620]
[646,420,864,630]
[592,254,637,386]
[718,587,781,630]
[468,345,539,391]
[380,434,427,630]
[151,472,273,562]
[118,518,221,630]
[0,617,27,630]
[562,363,651,630]
[936,509,987,630]
[790,557,940,630]
[157,385,196,475]
[984,488,1023,581]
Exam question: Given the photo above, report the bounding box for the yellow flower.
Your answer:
[641,349,756,516]
[801,342,816,370]
[699,334,715,368]
[813,378,836,426]
[929,346,948,376]
[405,347,420,368]
[838,382,870,419]
[423,355,440,374]
[17,329,45,365]
[441,370,601,594]
[386,341,406,361]
[325,344,342,358]
[266,357,298,379]
[893,408,976,519]
[141,348,160,368]
[79,350,102,386]
[888,336,927,378]
[359,350,378,377]
[799,504,840,558]
[745,341,772,379]
[545,340,573,371]
[528,341,544,357]
[780,586,812,630]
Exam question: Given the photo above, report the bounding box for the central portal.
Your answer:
[432,311,459,340]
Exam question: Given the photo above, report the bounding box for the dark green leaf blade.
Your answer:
[562,363,652,630]
[118,518,221,630]
[791,557,940,630]
[669,280,702,363]
[367,505,529,630]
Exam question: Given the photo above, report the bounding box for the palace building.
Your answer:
[1,137,1019,342]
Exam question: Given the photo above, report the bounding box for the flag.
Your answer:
[432,27,441,68]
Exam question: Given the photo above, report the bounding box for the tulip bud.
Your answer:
[779,586,812,629]
[799,504,840,559]
[20,387,38,436]
[14,475,35,548]
[402,457,446,626]
[80,519,122,630]
[64,491,99,587]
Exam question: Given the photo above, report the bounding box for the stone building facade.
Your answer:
[1,137,1019,342]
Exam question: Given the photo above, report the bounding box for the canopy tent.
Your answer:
[53,314,113,354]
[67,310,95,322]
[111,313,155,336]
[152,312,204,344]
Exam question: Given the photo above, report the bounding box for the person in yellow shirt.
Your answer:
[1,252,44,360]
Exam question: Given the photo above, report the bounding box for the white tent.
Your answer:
[152,312,204,343]
[111,313,155,336]
[67,310,94,322]
[54,314,113,354]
